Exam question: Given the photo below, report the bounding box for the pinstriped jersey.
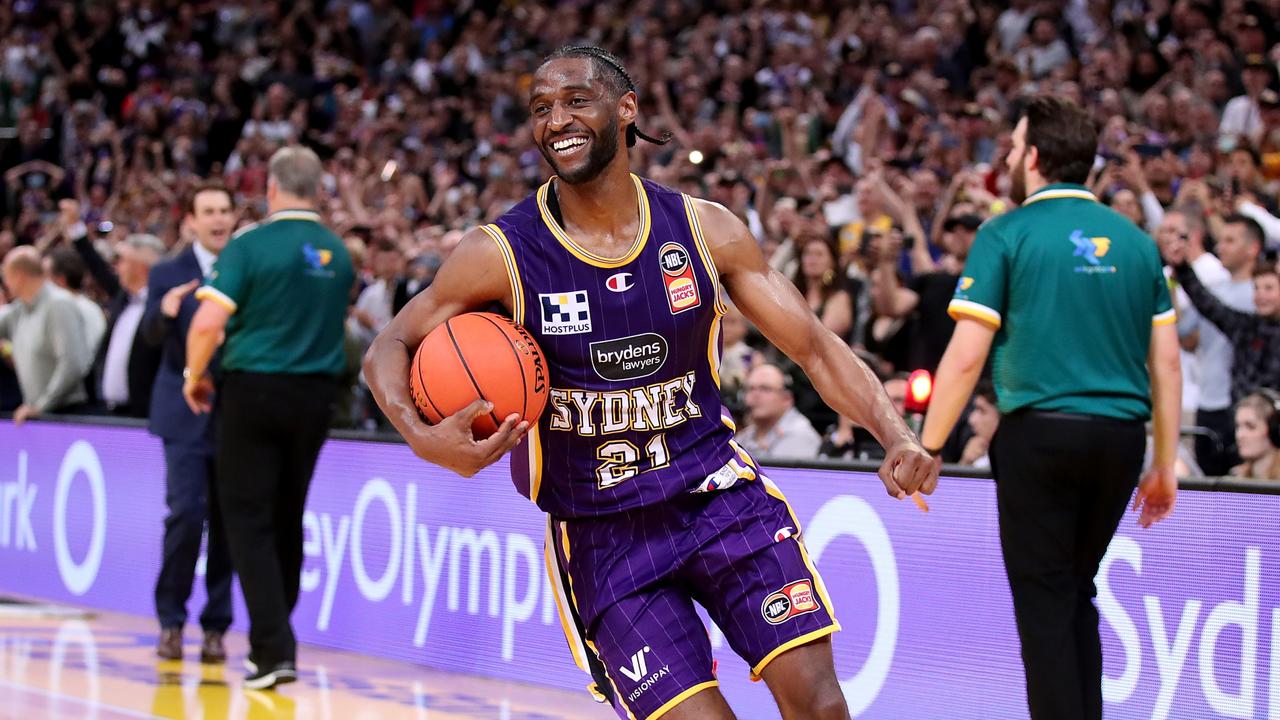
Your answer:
[484,175,756,518]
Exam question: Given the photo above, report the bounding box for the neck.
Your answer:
[123,278,146,296]
[196,239,220,256]
[1230,263,1255,282]
[1024,174,1051,197]
[555,163,636,233]
[268,194,314,214]
[1252,451,1276,477]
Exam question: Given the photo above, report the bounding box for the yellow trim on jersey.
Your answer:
[195,286,237,313]
[729,439,755,468]
[728,458,757,482]
[1020,189,1098,206]
[544,519,589,672]
[1153,308,1177,327]
[706,312,723,388]
[750,625,839,679]
[682,195,727,314]
[268,209,324,222]
[720,412,737,432]
[480,224,524,325]
[229,221,261,241]
[947,299,1002,329]
[527,425,544,503]
[648,681,720,720]
[536,174,651,268]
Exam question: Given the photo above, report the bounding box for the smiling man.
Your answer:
[138,181,237,667]
[363,46,937,720]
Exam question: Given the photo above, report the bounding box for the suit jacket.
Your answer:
[140,247,214,442]
[73,235,162,418]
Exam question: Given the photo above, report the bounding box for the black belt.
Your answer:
[1007,409,1144,426]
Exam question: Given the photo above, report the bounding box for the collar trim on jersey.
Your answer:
[1021,184,1097,206]
[536,174,651,269]
[268,209,323,222]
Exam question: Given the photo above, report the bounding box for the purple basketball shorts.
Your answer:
[546,477,839,720]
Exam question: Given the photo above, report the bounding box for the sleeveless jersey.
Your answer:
[482,175,756,518]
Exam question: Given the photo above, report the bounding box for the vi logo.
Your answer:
[619,646,651,682]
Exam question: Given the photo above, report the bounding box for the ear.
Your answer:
[1024,144,1040,175]
[618,90,638,129]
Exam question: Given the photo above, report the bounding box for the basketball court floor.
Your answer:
[0,605,612,720]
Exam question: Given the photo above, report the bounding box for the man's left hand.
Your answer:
[880,439,942,498]
[183,375,215,415]
[12,404,38,426]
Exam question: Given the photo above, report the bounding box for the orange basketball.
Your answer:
[410,312,549,439]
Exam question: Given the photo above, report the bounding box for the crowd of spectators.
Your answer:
[1,0,1280,478]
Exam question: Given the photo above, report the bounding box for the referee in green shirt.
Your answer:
[183,146,354,690]
[921,97,1181,720]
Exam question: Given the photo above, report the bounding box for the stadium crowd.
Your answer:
[1,0,1279,478]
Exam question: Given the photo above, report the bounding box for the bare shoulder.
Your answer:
[689,197,761,271]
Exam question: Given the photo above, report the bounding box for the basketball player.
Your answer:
[364,46,938,720]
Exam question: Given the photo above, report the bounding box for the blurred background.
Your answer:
[0,0,1278,478]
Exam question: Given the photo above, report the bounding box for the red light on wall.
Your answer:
[904,369,933,414]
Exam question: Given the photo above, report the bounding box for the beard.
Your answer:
[539,115,620,185]
[1009,151,1028,205]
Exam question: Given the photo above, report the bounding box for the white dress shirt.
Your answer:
[193,240,217,279]
[101,289,147,407]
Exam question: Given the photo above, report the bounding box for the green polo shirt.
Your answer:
[196,209,354,376]
[949,184,1174,420]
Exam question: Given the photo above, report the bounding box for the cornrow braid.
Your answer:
[544,45,673,148]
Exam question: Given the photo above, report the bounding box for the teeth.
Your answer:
[553,137,587,152]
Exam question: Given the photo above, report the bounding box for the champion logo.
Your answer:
[606,272,634,293]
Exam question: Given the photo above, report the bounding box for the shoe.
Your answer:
[156,627,183,660]
[244,661,297,690]
[200,631,226,664]
[243,654,257,674]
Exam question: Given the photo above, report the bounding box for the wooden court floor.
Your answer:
[0,607,612,720]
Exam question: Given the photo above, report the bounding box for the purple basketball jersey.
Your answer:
[483,175,754,518]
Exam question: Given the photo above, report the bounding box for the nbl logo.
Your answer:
[659,243,690,276]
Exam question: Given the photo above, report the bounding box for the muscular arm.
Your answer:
[362,228,527,476]
[1148,322,1182,472]
[696,199,935,496]
[920,319,995,452]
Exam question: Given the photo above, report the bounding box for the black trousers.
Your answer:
[154,436,233,632]
[1194,407,1238,477]
[215,372,336,666]
[991,411,1145,720]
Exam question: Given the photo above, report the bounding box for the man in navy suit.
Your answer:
[140,181,236,663]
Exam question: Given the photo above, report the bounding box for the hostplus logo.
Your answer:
[620,646,671,702]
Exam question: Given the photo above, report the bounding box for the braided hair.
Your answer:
[543,46,672,148]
